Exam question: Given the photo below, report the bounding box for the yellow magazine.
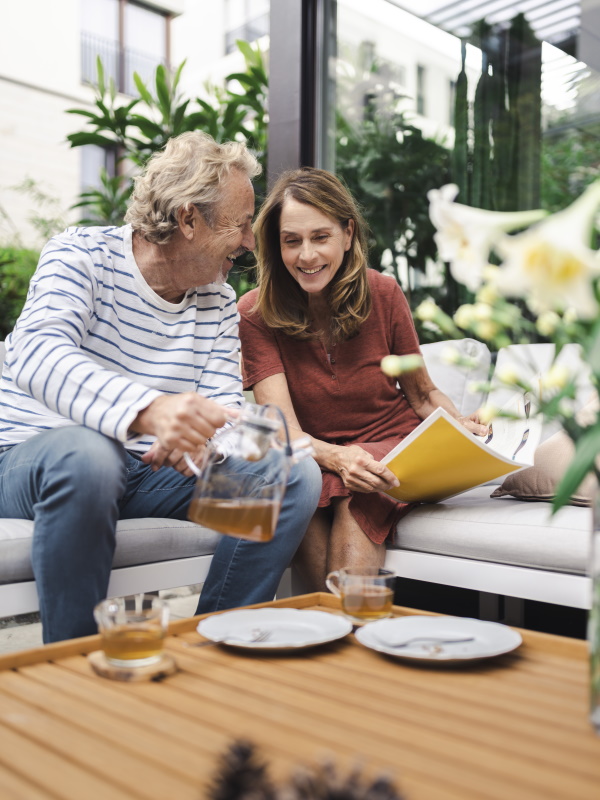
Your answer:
[381,402,541,504]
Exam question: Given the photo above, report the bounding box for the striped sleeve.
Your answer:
[7,235,162,442]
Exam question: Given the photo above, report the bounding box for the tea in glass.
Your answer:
[340,584,394,622]
[188,497,279,542]
[326,567,396,624]
[94,594,169,668]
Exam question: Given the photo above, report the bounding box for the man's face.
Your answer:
[198,169,256,285]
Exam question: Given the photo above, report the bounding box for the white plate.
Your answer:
[355,615,522,663]
[196,608,353,650]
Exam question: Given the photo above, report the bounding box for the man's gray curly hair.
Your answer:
[125,131,261,244]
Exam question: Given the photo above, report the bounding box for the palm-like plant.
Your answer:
[66,42,269,224]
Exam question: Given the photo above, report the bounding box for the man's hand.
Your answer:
[131,393,227,471]
[141,442,205,475]
[333,445,400,493]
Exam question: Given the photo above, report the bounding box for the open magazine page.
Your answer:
[380,393,543,504]
[484,392,542,465]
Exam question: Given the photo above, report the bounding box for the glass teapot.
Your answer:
[185,402,312,542]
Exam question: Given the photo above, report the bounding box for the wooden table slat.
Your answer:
[0,723,135,800]
[0,687,204,799]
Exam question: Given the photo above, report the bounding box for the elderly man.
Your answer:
[0,132,321,643]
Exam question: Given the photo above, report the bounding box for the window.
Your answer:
[448,78,456,126]
[81,0,169,95]
[81,145,117,194]
[416,64,426,115]
[319,0,600,336]
[224,0,269,55]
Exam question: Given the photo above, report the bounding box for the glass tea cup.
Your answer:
[93,594,169,668]
[326,567,396,624]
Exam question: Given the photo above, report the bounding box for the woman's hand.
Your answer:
[457,412,489,437]
[332,445,400,493]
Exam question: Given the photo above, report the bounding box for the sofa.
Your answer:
[382,338,594,624]
[0,338,594,623]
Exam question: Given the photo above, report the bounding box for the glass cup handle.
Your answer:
[325,571,342,597]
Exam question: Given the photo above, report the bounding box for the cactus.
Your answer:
[507,13,542,209]
[453,13,542,213]
[451,40,469,203]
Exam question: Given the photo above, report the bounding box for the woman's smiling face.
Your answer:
[279,198,354,294]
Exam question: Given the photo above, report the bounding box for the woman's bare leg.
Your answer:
[292,506,332,592]
[328,497,385,574]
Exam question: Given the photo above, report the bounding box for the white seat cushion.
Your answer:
[0,518,221,584]
[421,338,491,416]
[391,487,591,575]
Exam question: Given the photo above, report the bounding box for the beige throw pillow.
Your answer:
[490,429,597,507]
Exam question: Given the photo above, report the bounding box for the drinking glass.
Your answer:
[94,594,169,668]
[326,567,396,624]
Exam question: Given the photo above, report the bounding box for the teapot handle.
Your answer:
[183,452,202,477]
[263,403,293,456]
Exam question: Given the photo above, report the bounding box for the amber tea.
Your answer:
[94,594,169,669]
[188,497,279,542]
[340,586,394,622]
[101,625,164,666]
[326,567,396,624]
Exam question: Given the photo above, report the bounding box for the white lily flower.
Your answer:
[477,403,498,425]
[380,354,424,377]
[414,297,439,322]
[540,364,571,392]
[496,365,521,385]
[441,346,461,365]
[536,311,561,337]
[453,304,476,329]
[493,179,600,319]
[427,184,547,292]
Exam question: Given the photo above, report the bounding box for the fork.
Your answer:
[184,627,271,648]
[377,635,475,649]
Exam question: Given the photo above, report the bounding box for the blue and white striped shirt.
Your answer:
[0,224,244,452]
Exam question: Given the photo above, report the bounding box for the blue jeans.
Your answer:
[0,426,321,643]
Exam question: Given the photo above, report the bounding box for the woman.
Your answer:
[238,168,485,591]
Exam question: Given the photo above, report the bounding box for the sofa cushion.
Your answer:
[421,338,491,416]
[490,429,597,507]
[391,486,591,575]
[0,518,221,584]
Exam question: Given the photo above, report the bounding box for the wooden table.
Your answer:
[0,593,597,800]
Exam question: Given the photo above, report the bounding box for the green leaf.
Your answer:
[172,59,187,93]
[249,65,267,87]
[133,73,155,108]
[129,115,165,138]
[67,132,119,149]
[65,109,102,121]
[172,99,190,134]
[155,64,171,118]
[96,56,105,96]
[236,39,258,67]
[226,72,260,91]
[586,319,600,375]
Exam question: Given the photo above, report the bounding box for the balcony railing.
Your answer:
[81,31,166,96]
[225,12,269,54]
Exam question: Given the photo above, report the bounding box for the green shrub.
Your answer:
[0,247,39,339]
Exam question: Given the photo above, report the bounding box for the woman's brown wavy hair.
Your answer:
[253,167,372,342]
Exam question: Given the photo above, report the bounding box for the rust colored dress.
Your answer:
[237,269,422,544]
